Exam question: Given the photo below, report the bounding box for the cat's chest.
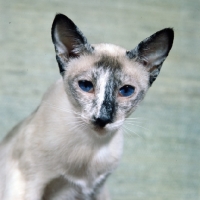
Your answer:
[61,143,121,197]
[44,168,109,199]
[65,144,120,182]
[64,171,109,198]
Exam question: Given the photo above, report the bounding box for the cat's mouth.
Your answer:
[90,119,124,135]
[80,114,123,135]
[90,116,112,135]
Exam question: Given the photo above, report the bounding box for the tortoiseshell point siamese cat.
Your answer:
[0,14,174,200]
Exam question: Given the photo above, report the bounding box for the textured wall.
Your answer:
[0,0,200,199]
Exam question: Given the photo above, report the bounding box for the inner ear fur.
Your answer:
[127,28,174,86]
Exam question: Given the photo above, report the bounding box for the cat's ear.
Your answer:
[51,14,93,74]
[127,28,174,86]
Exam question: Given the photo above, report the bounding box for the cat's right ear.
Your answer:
[126,28,174,86]
[51,14,93,74]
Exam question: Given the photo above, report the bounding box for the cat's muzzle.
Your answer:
[93,115,112,128]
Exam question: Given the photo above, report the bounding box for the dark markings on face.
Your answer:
[149,63,162,86]
[119,90,145,114]
[98,73,116,125]
[95,54,122,70]
[92,55,123,127]
[131,90,145,106]
[66,54,146,128]
[67,74,83,108]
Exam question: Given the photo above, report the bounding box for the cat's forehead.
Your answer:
[68,44,126,73]
[66,43,148,85]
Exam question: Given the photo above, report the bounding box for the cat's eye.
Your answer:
[78,80,94,93]
[119,85,135,97]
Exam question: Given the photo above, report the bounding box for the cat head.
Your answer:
[51,14,174,135]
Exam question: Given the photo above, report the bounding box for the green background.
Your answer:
[0,0,200,199]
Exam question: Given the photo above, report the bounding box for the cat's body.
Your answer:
[0,14,174,200]
[0,77,121,200]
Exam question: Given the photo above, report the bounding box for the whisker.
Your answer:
[123,125,144,139]
[125,121,143,125]
[124,122,149,132]
[68,121,86,133]
[41,101,82,116]
[28,115,87,129]
[123,126,135,138]
[125,117,146,122]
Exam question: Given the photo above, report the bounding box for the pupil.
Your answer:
[83,81,90,88]
[124,86,129,93]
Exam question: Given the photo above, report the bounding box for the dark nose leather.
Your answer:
[93,116,112,127]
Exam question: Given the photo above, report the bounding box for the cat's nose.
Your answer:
[93,116,112,128]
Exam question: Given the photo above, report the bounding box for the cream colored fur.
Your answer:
[0,77,123,200]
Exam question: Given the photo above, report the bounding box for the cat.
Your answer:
[0,13,174,200]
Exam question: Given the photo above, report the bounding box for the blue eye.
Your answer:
[78,80,94,93]
[119,85,135,97]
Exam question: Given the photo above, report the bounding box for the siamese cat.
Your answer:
[0,14,174,200]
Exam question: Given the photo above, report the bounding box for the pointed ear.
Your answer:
[127,28,174,86]
[51,14,93,74]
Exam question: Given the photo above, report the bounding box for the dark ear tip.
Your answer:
[164,27,174,50]
[157,28,174,40]
[164,28,174,40]
[55,13,65,17]
[51,13,76,44]
[52,13,74,26]
[156,28,174,51]
[54,13,69,22]
[51,14,66,45]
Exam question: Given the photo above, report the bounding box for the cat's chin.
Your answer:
[93,127,108,136]
[92,127,109,136]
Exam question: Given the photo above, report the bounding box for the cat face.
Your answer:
[51,14,174,135]
[63,44,149,134]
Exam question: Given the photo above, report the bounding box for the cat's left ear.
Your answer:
[127,28,174,86]
[51,14,93,74]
